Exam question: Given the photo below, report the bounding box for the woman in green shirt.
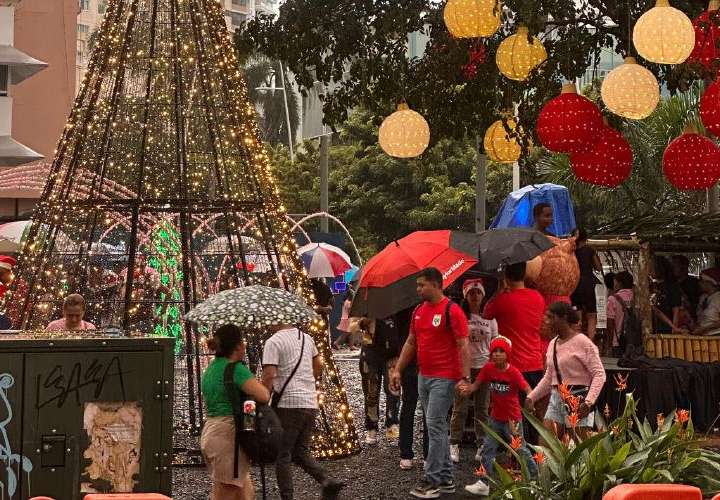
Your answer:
[200,324,270,500]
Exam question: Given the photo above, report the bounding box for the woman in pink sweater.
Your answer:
[525,302,606,439]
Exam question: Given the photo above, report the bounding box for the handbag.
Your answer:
[552,337,592,408]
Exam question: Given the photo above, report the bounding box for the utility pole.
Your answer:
[512,161,520,191]
[475,135,486,233]
[319,132,331,233]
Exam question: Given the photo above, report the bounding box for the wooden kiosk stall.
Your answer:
[589,212,720,361]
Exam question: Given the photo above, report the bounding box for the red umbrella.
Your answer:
[351,230,479,318]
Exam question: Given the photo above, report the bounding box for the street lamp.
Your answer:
[254,61,295,163]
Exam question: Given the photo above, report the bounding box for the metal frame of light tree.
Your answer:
[3,0,359,458]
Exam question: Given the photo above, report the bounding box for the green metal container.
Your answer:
[0,334,174,499]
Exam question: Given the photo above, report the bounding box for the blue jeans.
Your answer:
[418,375,456,485]
[481,417,538,482]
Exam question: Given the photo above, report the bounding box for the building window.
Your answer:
[79,0,90,11]
[78,24,89,35]
[0,66,8,97]
[98,0,107,13]
[229,11,246,26]
[231,0,248,8]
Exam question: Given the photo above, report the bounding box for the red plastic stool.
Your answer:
[603,484,702,500]
[83,495,171,500]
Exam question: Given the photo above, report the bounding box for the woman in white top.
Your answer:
[449,279,498,464]
[694,268,720,336]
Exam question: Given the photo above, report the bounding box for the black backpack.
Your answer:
[223,332,305,468]
[613,294,644,357]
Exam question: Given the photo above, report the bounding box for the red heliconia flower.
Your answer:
[533,451,546,465]
[663,132,720,190]
[676,409,690,424]
[570,127,633,187]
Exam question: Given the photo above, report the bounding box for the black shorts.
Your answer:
[571,285,597,314]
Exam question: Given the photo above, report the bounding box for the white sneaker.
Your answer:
[465,479,490,496]
[364,430,379,445]
[399,458,413,470]
[474,447,484,462]
[450,444,460,463]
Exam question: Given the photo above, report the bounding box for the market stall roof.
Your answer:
[590,212,720,252]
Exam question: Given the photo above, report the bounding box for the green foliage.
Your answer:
[269,109,512,255]
[236,0,706,150]
[539,84,708,230]
[481,394,720,499]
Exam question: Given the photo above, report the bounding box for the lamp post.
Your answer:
[254,61,295,163]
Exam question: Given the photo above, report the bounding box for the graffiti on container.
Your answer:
[35,356,126,410]
[0,373,33,499]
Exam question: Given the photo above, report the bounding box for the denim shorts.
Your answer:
[545,388,594,428]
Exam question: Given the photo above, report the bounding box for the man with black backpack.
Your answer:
[389,267,471,499]
[261,323,345,500]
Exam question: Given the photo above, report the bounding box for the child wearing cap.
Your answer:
[449,279,498,464]
[460,336,537,496]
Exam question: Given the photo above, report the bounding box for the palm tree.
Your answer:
[538,83,708,230]
[244,55,301,148]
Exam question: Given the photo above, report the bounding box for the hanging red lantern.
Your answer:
[690,0,720,70]
[663,127,720,190]
[700,78,720,136]
[536,83,604,154]
[570,127,633,187]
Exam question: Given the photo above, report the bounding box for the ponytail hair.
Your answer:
[547,301,580,325]
[208,324,244,357]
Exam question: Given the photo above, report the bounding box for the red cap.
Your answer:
[489,336,512,356]
[0,255,16,271]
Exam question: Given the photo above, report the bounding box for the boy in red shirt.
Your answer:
[459,336,538,496]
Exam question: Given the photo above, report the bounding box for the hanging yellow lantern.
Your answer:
[633,0,695,64]
[443,0,501,38]
[495,25,547,81]
[378,102,430,158]
[483,118,522,163]
[601,56,659,119]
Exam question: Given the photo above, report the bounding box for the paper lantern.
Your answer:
[495,25,547,81]
[443,0,501,38]
[378,103,430,158]
[570,127,633,187]
[536,83,604,154]
[690,0,720,70]
[700,78,720,136]
[483,118,521,163]
[663,129,720,189]
[600,57,659,120]
[633,0,695,64]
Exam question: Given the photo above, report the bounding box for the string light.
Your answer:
[2,0,359,457]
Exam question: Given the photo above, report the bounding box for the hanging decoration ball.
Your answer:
[378,102,430,158]
[633,0,695,65]
[443,0,501,38]
[570,127,633,187]
[663,128,720,190]
[690,0,720,70]
[700,78,720,136]
[483,118,522,163]
[536,83,604,154]
[495,25,547,81]
[601,57,659,120]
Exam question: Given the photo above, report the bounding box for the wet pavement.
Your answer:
[172,351,482,499]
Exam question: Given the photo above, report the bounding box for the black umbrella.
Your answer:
[476,228,555,272]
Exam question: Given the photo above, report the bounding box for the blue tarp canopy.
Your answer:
[490,183,576,237]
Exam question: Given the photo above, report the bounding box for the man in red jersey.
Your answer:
[484,261,545,442]
[390,268,470,499]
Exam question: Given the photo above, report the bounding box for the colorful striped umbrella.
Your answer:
[298,242,352,278]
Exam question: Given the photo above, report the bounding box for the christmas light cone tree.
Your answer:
[3,0,359,458]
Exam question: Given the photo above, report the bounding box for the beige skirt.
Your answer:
[200,416,251,488]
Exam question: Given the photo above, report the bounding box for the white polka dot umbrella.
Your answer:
[185,285,318,329]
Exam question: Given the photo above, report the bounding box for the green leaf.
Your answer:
[609,442,632,471]
[566,431,608,469]
[522,409,567,464]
